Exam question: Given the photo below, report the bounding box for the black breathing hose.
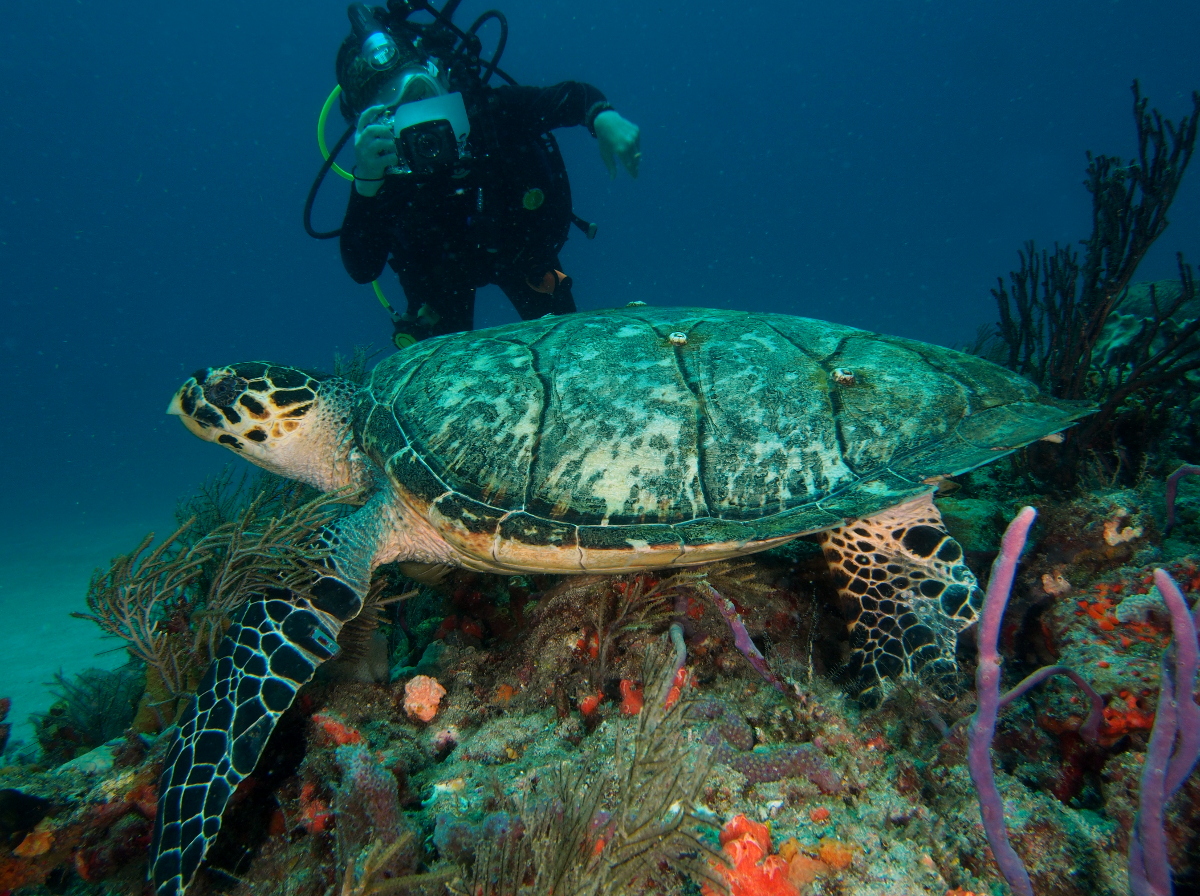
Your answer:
[439,0,464,19]
[466,11,508,85]
[303,123,356,239]
[420,2,516,87]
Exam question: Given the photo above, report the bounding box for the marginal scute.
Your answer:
[386,446,450,505]
[497,511,577,549]
[573,523,687,570]
[673,516,756,547]
[578,522,683,553]
[426,499,506,567]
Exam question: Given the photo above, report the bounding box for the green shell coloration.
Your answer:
[355,306,1090,571]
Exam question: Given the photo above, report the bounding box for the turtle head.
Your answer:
[168,362,368,493]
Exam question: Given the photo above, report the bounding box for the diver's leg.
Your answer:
[815,492,984,707]
[498,256,577,320]
[395,261,477,339]
[149,497,388,896]
[428,283,476,335]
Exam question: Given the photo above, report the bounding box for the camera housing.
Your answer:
[385,91,472,177]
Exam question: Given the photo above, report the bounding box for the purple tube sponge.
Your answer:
[1128,568,1200,896]
[967,506,1037,896]
[966,509,1200,896]
[998,665,1104,743]
[695,581,788,693]
[1163,464,1200,534]
[1152,570,1200,798]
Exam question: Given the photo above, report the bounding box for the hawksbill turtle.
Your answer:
[150,305,1090,894]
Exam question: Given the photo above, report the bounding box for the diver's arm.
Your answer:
[340,189,392,284]
[494,82,641,178]
[492,82,611,134]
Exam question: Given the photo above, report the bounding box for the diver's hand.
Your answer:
[353,104,398,197]
[595,110,641,179]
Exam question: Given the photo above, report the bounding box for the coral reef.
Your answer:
[3,463,1200,895]
[72,472,347,732]
[980,83,1200,489]
[30,666,143,767]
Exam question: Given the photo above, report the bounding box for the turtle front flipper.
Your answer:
[150,493,391,895]
[148,586,350,895]
[817,492,984,707]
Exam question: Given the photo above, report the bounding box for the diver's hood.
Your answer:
[393,91,471,143]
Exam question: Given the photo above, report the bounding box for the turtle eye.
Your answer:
[204,375,248,409]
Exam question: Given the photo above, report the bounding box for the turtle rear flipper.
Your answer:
[818,492,984,707]
[149,588,346,895]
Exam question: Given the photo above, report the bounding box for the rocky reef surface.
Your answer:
[1,474,1198,896]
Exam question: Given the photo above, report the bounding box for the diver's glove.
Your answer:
[353,104,398,197]
[594,110,642,179]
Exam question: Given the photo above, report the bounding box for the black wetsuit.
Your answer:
[340,80,610,339]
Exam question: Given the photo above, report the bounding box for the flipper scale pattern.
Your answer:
[149,591,342,896]
[817,493,985,706]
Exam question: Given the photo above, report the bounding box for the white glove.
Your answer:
[353,104,398,197]
[594,110,641,179]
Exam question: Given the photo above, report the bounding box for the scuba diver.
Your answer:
[321,1,641,348]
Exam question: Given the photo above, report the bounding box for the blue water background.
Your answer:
[1,0,1198,729]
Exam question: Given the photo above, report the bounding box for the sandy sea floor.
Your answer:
[0,509,174,744]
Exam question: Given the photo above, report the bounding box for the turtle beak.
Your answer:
[166,378,199,419]
[166,380,216,441]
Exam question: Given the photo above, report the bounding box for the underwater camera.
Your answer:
[384,90,471,176]
[398,120,457,174]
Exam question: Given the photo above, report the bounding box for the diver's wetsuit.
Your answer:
[340,80,609,339]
